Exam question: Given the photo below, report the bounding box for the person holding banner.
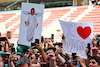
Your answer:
[25,8,38,42]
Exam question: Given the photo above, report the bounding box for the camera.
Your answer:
[87,43,90,53]
[72,53,77,65]
[0,45,2,51]
[35,39,39,44]
[58,43,62,47]
[72,53,76,60]
[5,54,9,58]
[11,48,15,53]
[51,34,54,39]
[1,54,9,59]
[31,43,36,46]
[31,39,39,46]
[31,39,39,49]
[0,37,7,41]
[11,43,14,46]
[53,43,58,46]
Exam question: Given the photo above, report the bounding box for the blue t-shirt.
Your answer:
[67,59,80,67]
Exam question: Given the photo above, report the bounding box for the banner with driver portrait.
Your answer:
[59,20,93,59]
[19,2,44,46]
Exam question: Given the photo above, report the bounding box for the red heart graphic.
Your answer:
[77,26,91,39]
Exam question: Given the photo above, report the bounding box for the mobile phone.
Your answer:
[51,34,54,39]
[72,53,77,65]
[72,53,76,60]
[87,43,90,53]
[53,43,58,46]
[0,45,2,51]
[11,43,14,46]
[58,43,62,47]
[5,54,9,58]
[1,54,6,59]
[11,48,15,53]
[0,37,7,41]
[98,40,100,47]
[31,43,36,46]
[91,1,95,4]
[35,39,39,44]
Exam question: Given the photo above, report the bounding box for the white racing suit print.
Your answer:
[25,14,38,41]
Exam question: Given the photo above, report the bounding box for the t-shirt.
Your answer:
[67,59,80,67]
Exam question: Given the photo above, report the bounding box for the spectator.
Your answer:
[30,54,38,64]
[98,50,100,57]
[16,57,30,67]
[46,47,57,66]
[6,31,11,39]
[89,56,100,67]
[23,49,29,58]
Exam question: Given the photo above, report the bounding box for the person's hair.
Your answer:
[23,49,29,53]
[31,8,35,12]
[90,56,100,65]
[7,31,11,34]
[16,57,30,66]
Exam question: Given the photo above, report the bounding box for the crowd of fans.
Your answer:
[0,33,100,67]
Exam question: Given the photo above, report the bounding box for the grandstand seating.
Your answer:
[0,5,100,40]
[0,13,15,22]
[0,0,13,2]
[79,5,100,35]
[67,6,88,21]
[5,14,20,28]
[42,8,70,30]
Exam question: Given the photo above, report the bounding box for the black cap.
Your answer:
[23,49,29,52]
[47,47,56,52]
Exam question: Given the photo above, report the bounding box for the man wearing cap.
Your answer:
[23,49,29,58]
[46,47,57,67]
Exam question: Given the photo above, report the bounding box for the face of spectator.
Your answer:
[31,54,37,64]
[0,57,3,67]
[6,31,11,39]
[16,55,21,60]
[98,50,100,57]
[13,54,18,64]
[89,59,99,67]
[23,52,29,58]
[46,49,55,63]
[31,9,34,15]
[0,62,3,67]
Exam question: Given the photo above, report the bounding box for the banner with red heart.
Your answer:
[77,26,91,39]
[59,20,93,59]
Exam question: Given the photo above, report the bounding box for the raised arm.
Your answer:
[36,44,47,62]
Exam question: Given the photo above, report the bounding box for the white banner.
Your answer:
[18,2,44,46]
[59,20,93,59]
